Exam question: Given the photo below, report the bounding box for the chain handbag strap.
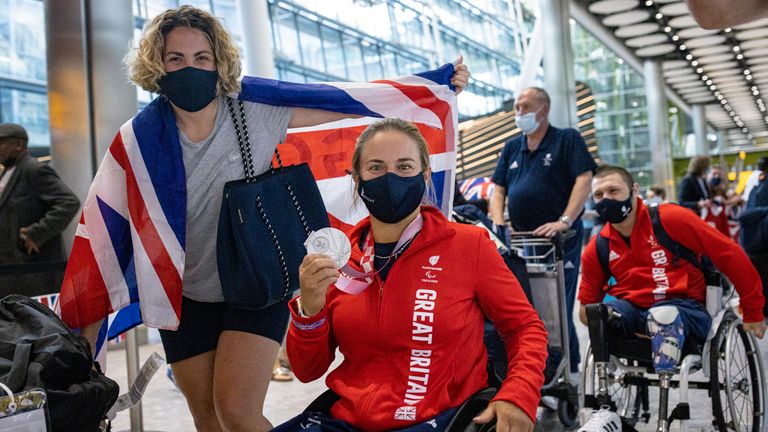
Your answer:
[226,97,287,181]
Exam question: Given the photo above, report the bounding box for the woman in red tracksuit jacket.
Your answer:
[276,118,548,432]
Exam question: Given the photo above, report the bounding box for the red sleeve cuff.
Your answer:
[742,306,765,324]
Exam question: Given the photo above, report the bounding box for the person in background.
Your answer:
[644,185,666,206]
[742,156,768,319]
[276,119,547,432]
[489,86,596,383]
[677,155,711,215]
[0,123,80,298]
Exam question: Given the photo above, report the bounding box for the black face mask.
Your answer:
[710,177,722,188]
[595,195,633,224]
[358,172,426,224]
[158,67,219,112]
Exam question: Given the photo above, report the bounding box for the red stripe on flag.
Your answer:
[277,125,447,182]
[110,134,182,320]
[60,228,113,329]
[374,80,454,144]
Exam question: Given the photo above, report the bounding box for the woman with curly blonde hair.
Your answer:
[69,5,469,431]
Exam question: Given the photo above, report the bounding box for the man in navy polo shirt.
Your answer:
[490,87,596,379]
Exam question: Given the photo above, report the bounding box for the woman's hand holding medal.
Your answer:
[300,228,352,316]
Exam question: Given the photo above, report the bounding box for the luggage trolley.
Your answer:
[509,231,578,426]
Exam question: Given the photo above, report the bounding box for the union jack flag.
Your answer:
[32,293,59,311]
[459,177,494,201]
[58,64,458,351]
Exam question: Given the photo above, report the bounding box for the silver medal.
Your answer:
[304,228,352,269]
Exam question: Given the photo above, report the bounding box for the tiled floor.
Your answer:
[107,316,768,432]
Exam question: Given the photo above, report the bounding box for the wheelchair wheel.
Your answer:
[709,313,766,432]
[580,344,641,425]
[557,397,578,427]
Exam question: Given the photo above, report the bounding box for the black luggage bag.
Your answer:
[0,294,119,432]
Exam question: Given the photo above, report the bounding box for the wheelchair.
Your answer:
[580,279,767,432]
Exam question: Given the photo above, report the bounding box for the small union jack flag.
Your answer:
[31,293,59,311]
[395,406,417,421]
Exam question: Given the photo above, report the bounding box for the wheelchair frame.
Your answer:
[580,281,767,432]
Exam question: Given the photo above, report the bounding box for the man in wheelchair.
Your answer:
[577,165,766,431]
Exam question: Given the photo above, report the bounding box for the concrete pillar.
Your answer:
[540,0,577,128]
[644,59,676,201]
[692,103,709,155]
[45,2,142,431]
[45,0,137,249]
[236,0,276,78]
[717,129,728,155]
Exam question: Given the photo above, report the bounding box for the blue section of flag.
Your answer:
[414,63,456,91]
[238,78,384,118]
[97,196,139,302]
[431,171,445,209]
[131,100,187,248]
[95,319,108,360]
[108,303,143,340]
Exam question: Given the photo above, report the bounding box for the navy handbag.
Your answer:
[217,98,330,310]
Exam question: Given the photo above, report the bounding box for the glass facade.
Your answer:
[0,0,48,156]
[268,0,528,118]
[571,21,654,187]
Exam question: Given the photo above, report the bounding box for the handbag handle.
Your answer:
[224,97,312,236]
[226,97,283,182]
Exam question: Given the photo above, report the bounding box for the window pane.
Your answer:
[272,9,301,64]
[342,35,365,81]
[361,42,382,80]
[321,26,346,79]
[0,88,49,153]
[0,0,46,81]
[296,16,324,72]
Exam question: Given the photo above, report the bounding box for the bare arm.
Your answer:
[288,108,359,129]
[490,185,507,226]
[81,319,103,359]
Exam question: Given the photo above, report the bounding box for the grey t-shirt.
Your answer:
[179,97,292,302]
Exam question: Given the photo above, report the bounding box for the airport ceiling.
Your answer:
[577,0,768,143]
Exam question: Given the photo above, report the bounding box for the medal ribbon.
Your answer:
[336,214,423,294]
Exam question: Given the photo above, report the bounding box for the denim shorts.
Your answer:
[159,296,290,363]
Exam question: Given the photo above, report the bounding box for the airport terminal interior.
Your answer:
[2,0,768,431]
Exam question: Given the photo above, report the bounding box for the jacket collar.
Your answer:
[347,206,456,269]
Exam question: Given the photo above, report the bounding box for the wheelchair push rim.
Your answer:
[710,313,766,432]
